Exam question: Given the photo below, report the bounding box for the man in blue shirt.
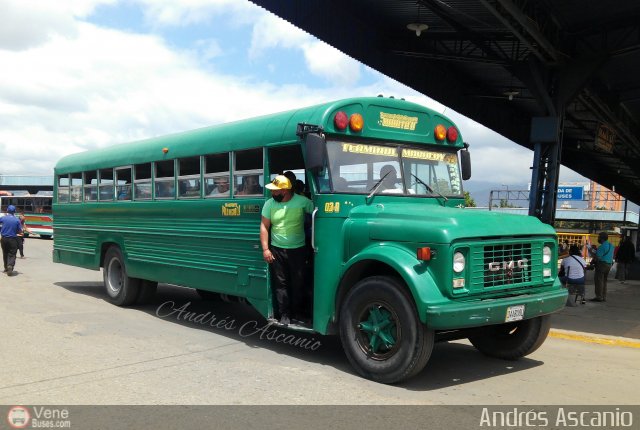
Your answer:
[589,232,614,302]
[1,205,23,276]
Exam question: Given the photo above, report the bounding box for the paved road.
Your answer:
[1,239,638,405]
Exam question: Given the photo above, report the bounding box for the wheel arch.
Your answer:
[333,244,439,329]
[99,240,122,268]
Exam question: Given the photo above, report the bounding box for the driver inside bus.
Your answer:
[379,165,403,193]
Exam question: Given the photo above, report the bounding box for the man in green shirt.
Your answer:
[260,175,314,326]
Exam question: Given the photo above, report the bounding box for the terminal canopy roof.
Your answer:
[251,0,640,204]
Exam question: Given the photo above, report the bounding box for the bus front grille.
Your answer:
[469,241,543,290]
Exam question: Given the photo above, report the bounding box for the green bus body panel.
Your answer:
[53,97,565,336]
[53,199,268,297]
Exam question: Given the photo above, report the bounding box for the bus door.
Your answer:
[266,145,314,326]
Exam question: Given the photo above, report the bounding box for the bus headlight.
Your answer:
[453,252,465,273]
[543,246,552,264]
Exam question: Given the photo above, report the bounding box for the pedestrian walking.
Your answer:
[0,205,23,276]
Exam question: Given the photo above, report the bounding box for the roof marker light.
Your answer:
[446,126,458,143]
[434,124,447,141]
[334,111,348,131]
[349,113,364,132]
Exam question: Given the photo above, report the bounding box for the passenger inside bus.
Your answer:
[237,175,262,195]
[156,181,174,198]
[207,177,230,197]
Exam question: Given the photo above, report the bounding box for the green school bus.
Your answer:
[53,96,566,383]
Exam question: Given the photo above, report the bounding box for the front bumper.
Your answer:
[425,288,567,330]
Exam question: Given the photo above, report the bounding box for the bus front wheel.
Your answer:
[468,315,551,360]
[103,247,140,306]
[339,276,434,384]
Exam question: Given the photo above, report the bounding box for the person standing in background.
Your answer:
[589,232,614,302]
[615,236,636,283]
[16,215,31,259]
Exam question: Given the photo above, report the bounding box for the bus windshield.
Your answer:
[320,140,463,197]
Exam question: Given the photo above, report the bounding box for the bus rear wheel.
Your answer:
[468,315,551,360]
[339,276,434,384]
[103,247,140,306]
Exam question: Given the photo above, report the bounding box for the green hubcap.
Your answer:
[357,304,399,359]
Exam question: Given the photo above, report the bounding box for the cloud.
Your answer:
[0,0,113,51]
[134,0,260,27]
[248,11,361,86]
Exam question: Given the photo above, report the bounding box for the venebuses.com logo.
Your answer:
[6,405,71,429]
[7,406,30,429]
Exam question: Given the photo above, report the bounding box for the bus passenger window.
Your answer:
[234,149,263,197]
[84,171,98,202]
[70,173,83,203]
[57,175,70,203]
[99,168,114,201]
[178,156,201,198]
[134,163,152,200]
[116,167,132,201]
[204,153,230,198]
[155,160,175,199]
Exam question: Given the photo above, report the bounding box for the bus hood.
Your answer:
[351,203,555,243]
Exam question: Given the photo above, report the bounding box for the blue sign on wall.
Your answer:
[557,186,584,200]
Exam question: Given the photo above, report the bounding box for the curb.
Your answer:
[549,329,640,349]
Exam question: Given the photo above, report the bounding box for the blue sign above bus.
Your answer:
[557,186,584,200]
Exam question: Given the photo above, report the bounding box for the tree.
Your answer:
[494,198,519,208]
[464,191,476,207]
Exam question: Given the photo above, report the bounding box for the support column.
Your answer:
[528,116,563,225]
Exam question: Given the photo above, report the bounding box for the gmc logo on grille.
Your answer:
[487,259,528,272]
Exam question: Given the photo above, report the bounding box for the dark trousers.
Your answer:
[1,237,18,270]
[270,246,307,319]
[594,261,612,301]
[17,236,24,257]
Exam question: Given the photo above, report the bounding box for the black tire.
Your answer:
[339,276,434,384]
[103,246,140,306]
[196,289,221,301]
[136,280,158,305]
[469,315,551,360]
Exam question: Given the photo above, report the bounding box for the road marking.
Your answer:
[549,329,640,349]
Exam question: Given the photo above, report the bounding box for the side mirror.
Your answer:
[460,148,471,180]
[304,133,326,171]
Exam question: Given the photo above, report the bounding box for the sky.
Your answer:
[0,0,587,191]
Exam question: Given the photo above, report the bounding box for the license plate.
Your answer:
[505,305,525,322]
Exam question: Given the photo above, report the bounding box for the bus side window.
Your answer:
[134,163,152,200]
[234,149,263,197]
[204,153,230,198]
[99,168,114,201]
[115,167,132,201]
[70,173,83,203]
[57,175,70,204]
[155,160,175,199]
[178,156,201,198]
[84,171,98,202]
